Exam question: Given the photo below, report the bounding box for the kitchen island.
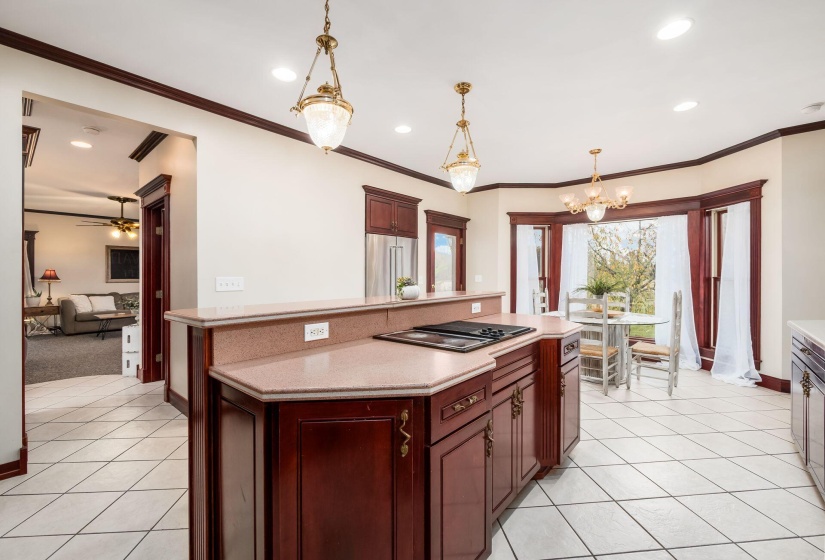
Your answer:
[166,292,581,560]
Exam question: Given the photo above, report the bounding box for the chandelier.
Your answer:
[291,0,353,153]
[558,149,633,222]
[440,82,480,194]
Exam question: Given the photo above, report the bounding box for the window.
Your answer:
[586,219,658,337]
[707,209,727,347]
[425,211,469,293]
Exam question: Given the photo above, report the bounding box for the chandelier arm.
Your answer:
[292,46,323,113]
[465,125,479,161]
[461,125,471,154]
[441,127,461,169]
[328,49,343,98]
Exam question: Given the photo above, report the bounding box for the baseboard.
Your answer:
[757,373,790,393]
[0,446,27,481]
[167,386,189,417]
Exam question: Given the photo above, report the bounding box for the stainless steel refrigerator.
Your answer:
[365,234,418,297]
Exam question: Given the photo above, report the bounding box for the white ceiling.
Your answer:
[24,100,151,218]
[5,0,825,185]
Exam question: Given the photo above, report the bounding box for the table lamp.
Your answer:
[38,269,61,305]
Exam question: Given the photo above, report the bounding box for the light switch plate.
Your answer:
[305,322,329,341]
[475,275,482,283]
[216,277,244,292]
[472,302,481,313]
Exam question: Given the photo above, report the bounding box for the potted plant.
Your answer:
[577,278,622,312]
[396,277,420,300]
[25,290,42,308]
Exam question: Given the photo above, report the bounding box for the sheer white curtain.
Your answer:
[712,202,760,386]
[654,215,700,369]
[23,240,36,297]
[558,224,591,311]
[515,225,540,314]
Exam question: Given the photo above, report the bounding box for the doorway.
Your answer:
[425,210,469,293]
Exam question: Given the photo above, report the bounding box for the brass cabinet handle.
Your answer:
[561,375,566,397]
[802,371,812,398]
[801,347,812,356]
[399,410,411,457]
[452,395,478,412]
[484,419,494,457]
[564,341,578,354]
[511,386,523,419]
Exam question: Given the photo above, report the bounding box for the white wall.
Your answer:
[0,45,468,464]
[23,212,139,310]
[138,136,198,399]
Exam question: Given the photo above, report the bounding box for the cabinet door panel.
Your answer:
[395,202,418,238]
[809,374,825,493]
[491,389,516,519]
[792,360,807,459]
[366,195,396,235]
[561,361,580,458]
[517,374,540,487]
[430,412,492,560]
[279,399,414,560]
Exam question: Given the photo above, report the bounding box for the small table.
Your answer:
[24,305,60,336]
[93,312,134,340]
[545,310,669,383]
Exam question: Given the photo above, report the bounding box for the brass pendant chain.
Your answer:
[324,0,331,34]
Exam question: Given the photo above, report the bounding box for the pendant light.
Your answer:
[291,0,353,153]
[558,149,633,222]
[440,83,481,194]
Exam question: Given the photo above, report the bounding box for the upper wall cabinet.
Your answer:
[363,185,422,238]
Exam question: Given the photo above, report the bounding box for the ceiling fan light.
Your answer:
[111,229,122,239]
[127,231,138,239]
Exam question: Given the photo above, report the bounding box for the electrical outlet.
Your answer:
[215,277,244,292]
[304,322,329,342]
[472,302,481,313]
[475,275,482,283]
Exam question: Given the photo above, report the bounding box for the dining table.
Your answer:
[544,310,669,384]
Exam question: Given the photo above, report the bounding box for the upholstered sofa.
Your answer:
[58,292,138,335]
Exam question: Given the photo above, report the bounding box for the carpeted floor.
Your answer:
[25,331,123,384]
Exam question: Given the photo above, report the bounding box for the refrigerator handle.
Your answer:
[389,245,397,296]
[397,245,404,279]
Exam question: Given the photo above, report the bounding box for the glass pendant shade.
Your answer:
[584,184,602,199]
[300,85,352,153]
[615,185,634,200]
[585,202,607,222]
[446,152,480,194]
[559,192,576,205]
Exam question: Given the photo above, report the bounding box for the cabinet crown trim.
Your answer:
[363,185,423,205]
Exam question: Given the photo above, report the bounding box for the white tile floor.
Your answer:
[494,367,825,560]
[1,376,187,560]
[3,369,824,560]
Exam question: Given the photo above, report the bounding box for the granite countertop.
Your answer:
[210,313,580,401]
[165,290,506,327]
[789,320,825,348]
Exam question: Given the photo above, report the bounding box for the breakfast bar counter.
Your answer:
[166,292,581,560]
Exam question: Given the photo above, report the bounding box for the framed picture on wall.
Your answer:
[106,245,139,283]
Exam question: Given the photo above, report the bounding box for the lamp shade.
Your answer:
[39,269,61,282]
[299,84,353,153]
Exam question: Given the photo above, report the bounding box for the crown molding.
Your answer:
[129,131,168,162]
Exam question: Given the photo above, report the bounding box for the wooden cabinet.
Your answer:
[560,359,580,458]
[791,330,825,498]
[429,412,492,560]
[491,385,518,519]
[278,399,416,560]
[364,185,421,238]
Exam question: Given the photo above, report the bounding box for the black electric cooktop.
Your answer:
[374,321,536,353]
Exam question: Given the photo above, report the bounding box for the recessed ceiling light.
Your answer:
[673,101,699,112]
[657,18,693,40]
[802,102,823,114]
[271,67,297,82]
[394,125,412,134]
[70,140,93,149]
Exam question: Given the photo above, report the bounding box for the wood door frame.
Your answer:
[425,210,469,293]
[136,175,171,386]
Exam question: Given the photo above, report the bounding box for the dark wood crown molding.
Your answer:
[135,174,172,202]
[0,27,451,190]
[22,125,40,168]
[362,185,423,205]
[22,97,33,116]
[129,131,168,162]
[473,122,825,193]
[424,209,470,230]
[24,208,139,222]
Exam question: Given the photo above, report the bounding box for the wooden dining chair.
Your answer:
[532,287,550,315]
[629,291,682,395]
[606,291,632,379]
[565,293,622,396]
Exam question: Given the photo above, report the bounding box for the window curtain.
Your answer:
[654,215,701,370]
[23,240,36,297]
[712,202,760,386]
[557,224,591,311]
[515,225,540,314]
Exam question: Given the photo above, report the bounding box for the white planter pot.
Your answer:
[400,285,420,300]
[25,297,41,307]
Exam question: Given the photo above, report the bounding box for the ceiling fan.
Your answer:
[77,196,140,239]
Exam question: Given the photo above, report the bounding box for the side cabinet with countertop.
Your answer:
[790,322,825,497]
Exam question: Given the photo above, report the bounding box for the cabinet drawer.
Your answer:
[561,333,580,365]
[793,334,825,383]
[491,343,538,392]
[429,372,492,444]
